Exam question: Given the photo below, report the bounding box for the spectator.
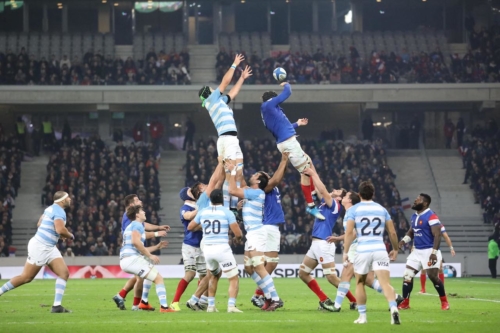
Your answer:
[489,235,499,278]
[42,116,54,150]
[362,116,374,141]
[456,117,465,147]
[409,115,421,149]
[183,116,195,151]
[149,118,164,152]
[444,118,455,149]
[60,55,71,69]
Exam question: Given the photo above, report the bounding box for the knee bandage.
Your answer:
[210,267,221,276]
[252,256,265,267]
[225,267,239,279]
[244,256,252,267]
[403,269,416,282]
[300,264,313,273]
[184,264,196,272]
[265,256,280,263]
[197,268,207,276]
[323,268,336,276]
[145,267,159,281]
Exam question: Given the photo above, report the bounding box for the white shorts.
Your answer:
[277,137,310,172]
[406,248,442,271]
[217,135,243,161]
[27,237,62,266]
[203,243,238,272]
[120,255,154,279]
[244,229,267,252]
[306,239,336,264]
[263,225,281,253]
[347,242,358,263]
[354,250,390,275]
[182,243,206,274]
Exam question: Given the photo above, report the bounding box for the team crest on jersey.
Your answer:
[419,220,423,225]
[319,257,324,262]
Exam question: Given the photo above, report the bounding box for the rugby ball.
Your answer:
[273,67,287,82]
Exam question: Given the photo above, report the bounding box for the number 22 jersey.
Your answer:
[345,201,391,254]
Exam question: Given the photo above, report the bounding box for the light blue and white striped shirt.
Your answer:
[345,201,391,254]
[194,205,236,245]
[34,204,67,247]
[120,221,146,259]
[242,188,265,232]
[204,88,237,136]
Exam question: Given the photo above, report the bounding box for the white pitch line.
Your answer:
[469,280,500,285]
[420,292,500,303]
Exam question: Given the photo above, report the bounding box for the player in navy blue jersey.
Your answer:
[261,82,324,221]
[112,194,169,311]
[398,193,450,311]
[250,152,289,308]
[298,167,354,312]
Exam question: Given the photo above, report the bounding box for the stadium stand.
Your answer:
[0,131,23,257]
[42,137,162,256]
[0,32,190,85]
[185,138,409,255]
[462,118,500,225]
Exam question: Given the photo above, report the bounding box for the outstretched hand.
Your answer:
[241,65,253,79]
[234,54,245,66]
[297,118,309,126]
[280,82,288,87]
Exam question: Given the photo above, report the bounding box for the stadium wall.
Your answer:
[1,84,500,104]
[0,253,486,276]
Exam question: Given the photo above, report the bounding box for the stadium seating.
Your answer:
[0,132,23,257]
[185,138,409,254]
[41,138,162,256]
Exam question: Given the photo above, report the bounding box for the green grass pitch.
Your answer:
[0,278,499,333]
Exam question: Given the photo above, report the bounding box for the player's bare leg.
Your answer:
[364,271,404,308]
[373,269,400,324]
[332,262,356,310]
[130,277,144,310]
[251,250,279,306]
[207,270,221,313]
[399,265,418,310]
[223,158,243,209]
[2,261,42,291]
[295,154,324,220]
[171,269,197,311]
[113,276,137,310]
[246,249,281,311]
[145,269,175,313]
[353,273,368,324]
[226,271,241,312]
[187,271,211,311]
[299,256,334,311]
[47,258,72,313]
[427,267,449,310]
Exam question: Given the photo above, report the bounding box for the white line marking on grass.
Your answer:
[469,281,500,285]
[420,292,500,303]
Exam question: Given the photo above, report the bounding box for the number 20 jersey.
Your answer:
[194,204,237,245]
[345,201,391,254]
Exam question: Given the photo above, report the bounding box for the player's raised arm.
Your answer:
[267,82,292,108]
[144,222,170,232]
[206,160,225,196]
[183,207,198,221]
[292,118,308,129]
[218,54,244,93]
[187,211,202,231]
[303,167,333,207]
[227,65,252,101]
[264,152,289,193]
[145,230,167,239]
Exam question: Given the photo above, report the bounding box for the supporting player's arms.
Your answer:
[218,54,244,93]
[343,219,356,262]
[131,230,158,264]
[302,167,333,207]
[227,65,252,101]
[183,208,198,221]
[54,219,74,240]
[144,222,170,232]
[264,152,289,193]
[230,222,243,240]
[442,231,455,256]
[266,82,292,108]
[187,220,203,231]
[227,162,245,199]
[385,219,399,260]
[206,160,225,197]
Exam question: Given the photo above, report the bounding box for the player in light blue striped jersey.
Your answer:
[343,181,400,325]
[119,205,172,312]
[198,54,252,210]
[0,191,73,313]
[188,189,243,313]
[227,161,283,311]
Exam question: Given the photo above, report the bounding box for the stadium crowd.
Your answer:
[462,118,500,225]
[42,137,162,257]
[0,48,191,86]
[0,130,23,257]
[185,138,410,255]
[215,24,500,85]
